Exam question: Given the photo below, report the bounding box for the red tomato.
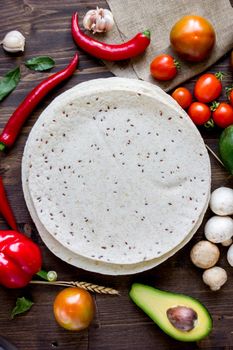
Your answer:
[171,87,192,109]
[150,54,179,81]
[53,287,95,331]
[170,15,215,62]
[212,102,233,128]
[188,102,211,125]
[228,89,233,107]
[194,73,222,103]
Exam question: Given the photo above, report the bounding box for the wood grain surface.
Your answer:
[0,1,232,349]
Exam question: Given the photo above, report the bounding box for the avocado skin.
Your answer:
[129,283,213,342]
[219,125,233,175]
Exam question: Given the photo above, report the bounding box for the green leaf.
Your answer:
[11,297,34,319]
[0,66,20,102]
[25,56,55,71]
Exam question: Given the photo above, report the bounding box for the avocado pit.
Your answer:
[167,306,198,332]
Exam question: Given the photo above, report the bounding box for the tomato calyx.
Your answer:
[210,101,220,112]
[215,71,224,81]
[226,85,233,97]
[174,59,181,70]
[204,118,215,128]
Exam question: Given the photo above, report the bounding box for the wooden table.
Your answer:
[0,1,232,349]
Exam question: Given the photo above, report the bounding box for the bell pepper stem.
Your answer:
[36,270,49,280]
[36,270,57,281]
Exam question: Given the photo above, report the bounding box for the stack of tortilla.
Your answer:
[22,78,211,275]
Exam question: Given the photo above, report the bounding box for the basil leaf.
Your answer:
[25,56,55,71]
[0,66,20,102]
[11,297,34,319]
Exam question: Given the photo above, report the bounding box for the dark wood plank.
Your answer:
[0,0,233,349]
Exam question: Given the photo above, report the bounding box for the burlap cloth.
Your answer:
[102,0,233,91]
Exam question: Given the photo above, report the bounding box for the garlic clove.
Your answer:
[95,16,107,33]
[83,10,97,31]
[1,30,25,53]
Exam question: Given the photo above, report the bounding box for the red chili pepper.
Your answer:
[0,53,79,151]
[71,12,150,61]
[0,230,42,288]
[0,177,17,231]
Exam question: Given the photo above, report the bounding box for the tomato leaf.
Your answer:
[25,56,55,71]
[11,297,34,319]
[0,67,20,102]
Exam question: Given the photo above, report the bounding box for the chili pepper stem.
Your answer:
[142,30,150,39]
[30,280,119,295]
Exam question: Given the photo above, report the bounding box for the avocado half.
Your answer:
[129,283,212,342]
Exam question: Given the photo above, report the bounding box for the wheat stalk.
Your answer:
[205,144,225,167]
[30,280,119,295]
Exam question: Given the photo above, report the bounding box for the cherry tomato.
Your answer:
[212,102,233,128]
[53,287,95,331]
[194,73,222,103]
[228,89,233,107]
[150,54,179,81]
[171,87,192,109]
[188,102,211,125]
[170,15,215,62]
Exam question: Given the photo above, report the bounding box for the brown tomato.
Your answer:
[170,15,215,62]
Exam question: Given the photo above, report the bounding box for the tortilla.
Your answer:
[22,133,209,275]
[24,78,211,266]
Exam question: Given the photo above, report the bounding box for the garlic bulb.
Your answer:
[1,30,25,53]
[83,7,114,33]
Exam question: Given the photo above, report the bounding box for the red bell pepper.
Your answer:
[0,230,42,288]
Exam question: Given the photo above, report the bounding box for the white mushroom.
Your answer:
[221,238,233,247]
[210,187,233,216]
[204,216,233,243]
[190,240,220,269]
[227,244,233,266]
[202,267,227,291]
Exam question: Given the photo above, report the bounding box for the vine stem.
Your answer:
[30,280,119,295]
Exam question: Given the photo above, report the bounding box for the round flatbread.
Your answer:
[24,78,211,266]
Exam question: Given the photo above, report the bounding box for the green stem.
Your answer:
[142,30,150,39]
[0,142,6,152]
[36,270,49,280]
[204,118,215,128]
[210,101,219,112]
[215,71,224,81]
[174,59,181,70]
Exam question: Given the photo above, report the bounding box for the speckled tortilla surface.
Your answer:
[25,78,211,265]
